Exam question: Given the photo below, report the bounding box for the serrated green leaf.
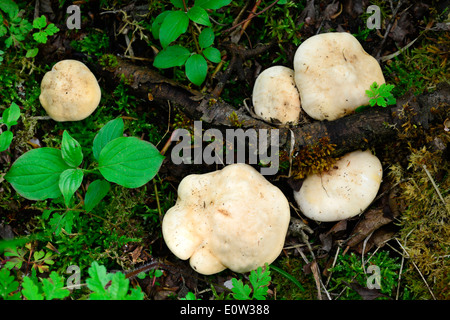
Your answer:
[377,96,386,107]
[62,131,83,167]
[369,98,377,107]
[59,169,83,207]
[0,131,13,152]
[0,268,20,300]
[84,179,110,212]
[187,6,212,27]
[249,266,271,300]
[33,16,47,29]
[5,148,71,200]
[86,261,111,298]
[42,272,70,300]
[203,46,221,63]
[33,31,48,43]
[159,10,189,48]
[48,213,65,235]
[198,27,214,48]
[365,89,376,98]
[22,277,44,300]
[231,278,252,300]
[126,288,145,300]
[194,0,232,10]
[153,45,191,68]
[92,118,124,161]
[107,272,130,299]
[0,0,19,19]
[98,137,164,188]
[185,54,208,86]
[45,23,59,36]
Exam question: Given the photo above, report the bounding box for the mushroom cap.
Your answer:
[162,163,291,275]
[39,60,101,121]
[293,32,385,121]
[294,150,383,222]
[252,66,301,124]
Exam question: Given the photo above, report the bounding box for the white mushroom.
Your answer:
[39,59,101,121]
[162,163,291,275]
[294,150,383,222]
[293,32,385,121]
[252,66,301,125]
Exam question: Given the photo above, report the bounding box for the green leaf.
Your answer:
[33,31,48,43]
[5,148,71,200]
[365,89,376,98]
[84,179,110,212]
[153,45,191,68]
[170,0,185,9]
[41,272,70,300]
[62,131,83,167]
[249,266,271,300]
[22,276,44,300]
[376,96,385,107]
[2,102,21,128]
[194,0,232,10]
[0,131,13,152]
[151,11,170,40]
[107,272,130,299]
[86,262,111,298]
[203,46,221,63]
[185,54,207,86]
[59,169,84,207]
[92,118,124,161]
[98,137,164,188]
[87,262,144,300]
[0,268,20,300]
[45,23,59,36]
[0,0,19,19]
[48,212,67,235]
[187,6,212,27]
[231,278,252,300]
[33,16,47,29]
[159,10,189,48]
[198,27,214,48]
[26,48,39,58]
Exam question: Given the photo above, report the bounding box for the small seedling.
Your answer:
[366,81,396,107]
[0,102,21,152]
[4,118,164,234]
[86,261,144,300]
[152,0,230,85]
[231,264,271,300]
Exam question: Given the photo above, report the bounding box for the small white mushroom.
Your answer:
[294,150,383,222]
[252,66,301,125]
[162,163,291,275]
[39,59,101,121]
[293,32,385,121]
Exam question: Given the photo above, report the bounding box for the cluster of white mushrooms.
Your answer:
[161,32,385,275]
[38,33,385,276]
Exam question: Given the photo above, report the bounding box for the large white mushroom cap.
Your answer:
[294,150,383,222]
[252,66,301,125]
[293,32,385,121]
[39,59,101,121]
[162,163,291,275]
